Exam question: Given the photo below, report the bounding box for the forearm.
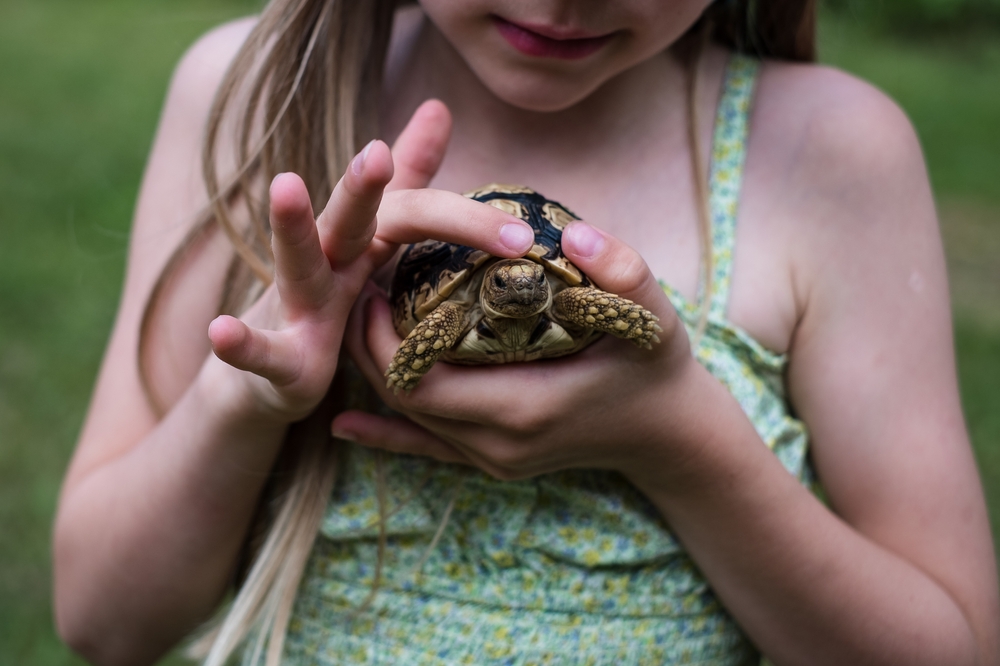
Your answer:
[54,358,288,666]
[625,363,980,666]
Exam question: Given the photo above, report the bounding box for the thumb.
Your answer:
[561,221,671,316]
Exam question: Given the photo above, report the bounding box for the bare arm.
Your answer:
[53,21,277,664]
[52,21,533,665]
[336,66,1000,664]
[52,19,395,662]
[628,69,999,664]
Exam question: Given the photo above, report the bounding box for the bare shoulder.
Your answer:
[82,17,261,434]
[757,67,1000,661]
[126,17,262,400]
[749,60,939,305]
[66,17,262,484]
[165,17,258,114]
[732,60,936,352]
[755,60,927,213]
[130,15,260,285]
[134,15,259,238]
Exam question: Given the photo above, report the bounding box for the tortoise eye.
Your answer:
[494,274,506,289]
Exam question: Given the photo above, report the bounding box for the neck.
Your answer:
[482,314,542,352]
[381,12,690,191]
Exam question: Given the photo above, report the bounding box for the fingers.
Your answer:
[561,221,672,314]
[354,293,553,421]
[331,411,472,466]
[377,189,535,258]
[209,315,300,386]
[269,173,337,315]
[386,100,452,192]
[316,139,395,268]
[343,282,389,378]
[331,409,534,481]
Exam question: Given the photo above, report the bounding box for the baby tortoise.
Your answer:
[385,184,661,392]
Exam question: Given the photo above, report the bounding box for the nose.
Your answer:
[512,275,536,302]
[511,271,545,303]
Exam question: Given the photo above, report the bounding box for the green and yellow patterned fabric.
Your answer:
[279,54,812,665]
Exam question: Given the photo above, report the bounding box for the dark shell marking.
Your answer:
[386,184,660,392]
[390,186,590,328]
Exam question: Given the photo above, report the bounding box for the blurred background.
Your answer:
[1,0,998,663]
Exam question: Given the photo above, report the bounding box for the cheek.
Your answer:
[418,0,715,112]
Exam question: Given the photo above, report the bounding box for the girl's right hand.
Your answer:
[206,100,535,423]
[204,146,394,423]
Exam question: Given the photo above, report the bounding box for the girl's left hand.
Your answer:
[335,222,700,481]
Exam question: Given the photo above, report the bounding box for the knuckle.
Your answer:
[399,188,431,216]
[481,430,539,475]
[508,411,552,437]
[481,448,527,480]
[489,444,522,469]
[502,393,559,436]
[255,332,271,370]
[384,189,428,236]
[398,148,439,182]
[608,250,649,294]
[240,328,267,371]
[468,200,507,231]
[277,248,326,286]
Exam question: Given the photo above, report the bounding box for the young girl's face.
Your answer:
[418,0,713,111]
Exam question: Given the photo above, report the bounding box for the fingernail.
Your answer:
[332,429,357,442]
[351,140,376,177]
[499,221,534,254]
[564,222,604,258]
[269,172,289,192]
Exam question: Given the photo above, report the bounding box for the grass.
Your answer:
[0,3,998,664]
[0,1,260,663]
[820,15,1000,204]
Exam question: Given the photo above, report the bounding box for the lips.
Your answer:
[493,16,615,60]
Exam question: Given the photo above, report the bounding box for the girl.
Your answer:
[54,0,1000,664]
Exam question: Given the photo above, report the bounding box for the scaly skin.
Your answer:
[385,301,467,393]
[552,287,662,349]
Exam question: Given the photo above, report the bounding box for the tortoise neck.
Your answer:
[481,314,543,352]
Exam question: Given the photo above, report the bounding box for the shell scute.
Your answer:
[390,184,597,359]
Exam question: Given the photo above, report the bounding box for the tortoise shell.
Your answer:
[389,184,601,364]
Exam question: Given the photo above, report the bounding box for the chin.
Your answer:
[472,65,610,113]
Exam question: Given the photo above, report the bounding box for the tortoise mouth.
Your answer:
[481,259,551,318]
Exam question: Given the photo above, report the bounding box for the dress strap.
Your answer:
[703,54,759,319]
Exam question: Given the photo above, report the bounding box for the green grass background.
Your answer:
[1,1,998,663]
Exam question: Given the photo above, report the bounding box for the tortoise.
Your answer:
[384,184,662,393]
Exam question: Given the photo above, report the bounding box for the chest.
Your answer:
[426,139,797,355]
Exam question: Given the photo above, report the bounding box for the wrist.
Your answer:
[618,355,764,500]
[196,353,299,431]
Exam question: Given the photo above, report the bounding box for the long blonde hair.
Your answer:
[139,1,818,664]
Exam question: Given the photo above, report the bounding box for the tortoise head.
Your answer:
[481,259,551,319]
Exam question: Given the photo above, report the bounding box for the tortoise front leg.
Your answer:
[385,301,467,393]
[552,287,662,349]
